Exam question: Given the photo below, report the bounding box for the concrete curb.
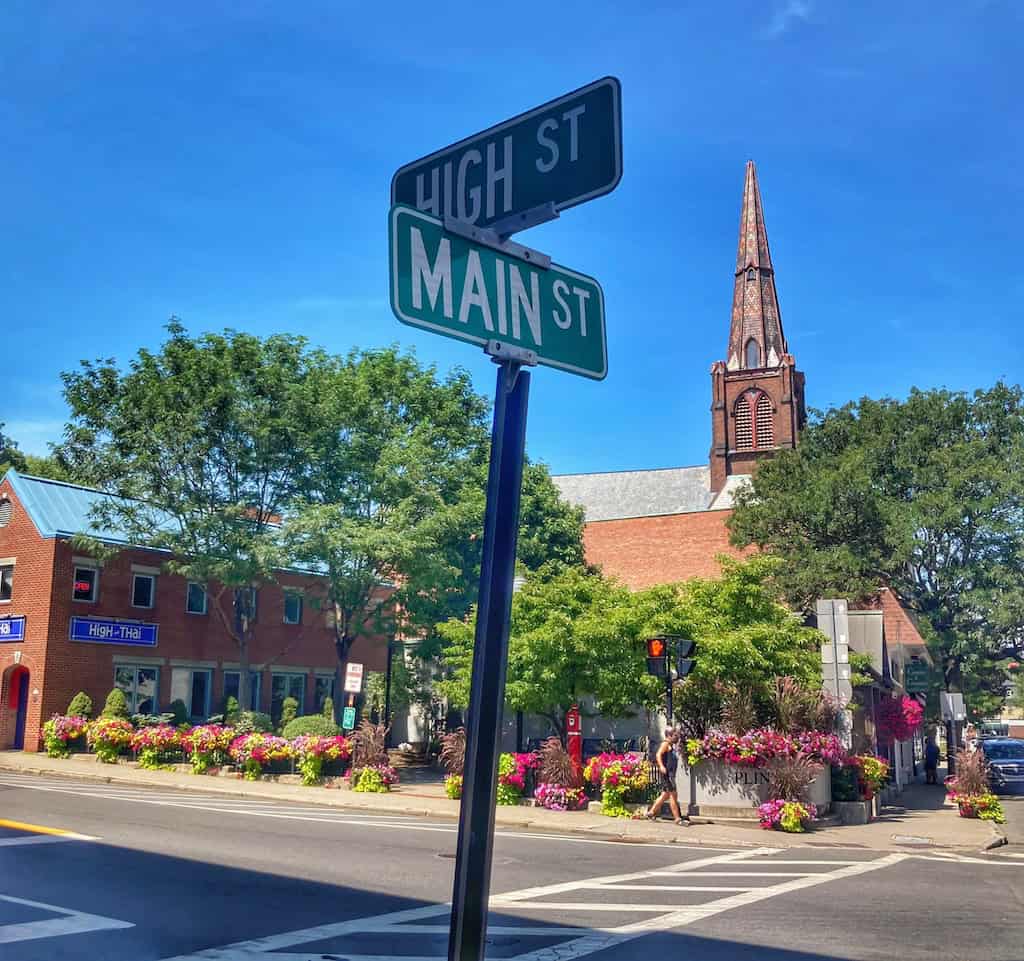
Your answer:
[0,756,993,854]
[982,822,1009,852]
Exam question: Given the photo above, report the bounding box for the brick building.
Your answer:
[553,161,803,587]
[0,469,388,751]
[552,161,929,699]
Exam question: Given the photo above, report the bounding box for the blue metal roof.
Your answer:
[5,469,139,544]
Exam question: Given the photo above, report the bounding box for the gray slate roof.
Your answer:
[551,465,714,522]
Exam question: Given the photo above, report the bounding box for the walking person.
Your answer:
[924,734,941,785]
[646,729,688,825]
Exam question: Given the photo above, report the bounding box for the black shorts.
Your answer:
[660,773,676,793]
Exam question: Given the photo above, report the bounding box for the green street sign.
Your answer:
[389,204,607,380]
[342,706,356,730]
[391,77,622,229]
[904,662,929,693]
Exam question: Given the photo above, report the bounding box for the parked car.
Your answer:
[980,738,1024,795]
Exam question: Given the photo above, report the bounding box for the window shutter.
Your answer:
[734,398,753,450]
[755,394,774,447]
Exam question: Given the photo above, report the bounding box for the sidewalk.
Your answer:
[0,751,1000,853]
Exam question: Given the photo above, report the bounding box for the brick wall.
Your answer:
[0,478,57,750]
[709,357,805,494]
[0,478,390,749]
[581,508,749,590]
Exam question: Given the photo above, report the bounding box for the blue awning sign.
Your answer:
[0,616,26,642]
[70,616,158,647]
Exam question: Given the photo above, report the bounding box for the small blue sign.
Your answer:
[0,616,26,642]
[70,616,158,647]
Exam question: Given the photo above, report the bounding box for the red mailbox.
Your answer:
[566,704,582,768]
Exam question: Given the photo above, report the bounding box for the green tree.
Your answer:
[22,453,75,482]
[281,346,585,719]
[436,557,819,741]
[0,423,26,476]
[57,321,315,709]
[280,346,491,718]
[730,384,1024,705]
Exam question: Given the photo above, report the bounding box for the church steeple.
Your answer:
[726,161,787,371]
[709,161,805,497]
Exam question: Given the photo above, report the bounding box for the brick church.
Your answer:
[553,160,806,587]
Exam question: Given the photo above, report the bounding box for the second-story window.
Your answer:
[283,591,303,625]
[0,564,12,602]
[73,565,98,602]
[186,582,208,615]
[132,573,155,609]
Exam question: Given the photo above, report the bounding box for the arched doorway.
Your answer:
[6,665,29,749]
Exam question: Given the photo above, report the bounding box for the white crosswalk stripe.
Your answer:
[158,847,906,961]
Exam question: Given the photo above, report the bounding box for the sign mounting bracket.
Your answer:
[443,216,551,270]
[488,202,559,240]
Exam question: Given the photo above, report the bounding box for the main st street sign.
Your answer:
[391,77,621,230]
[389,204,607,380]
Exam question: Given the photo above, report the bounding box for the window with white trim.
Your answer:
[223,671,261,712]
[0,564,12,602]
[114,665,159,715]
[271,672,306,721]
[170,667,212,722]
[186,582,208,615]
[283,591,303,625]
[132,573,155,609]
[73,565,99,602]
[744,338,760,369]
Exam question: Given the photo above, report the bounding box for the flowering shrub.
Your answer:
[291,735,351,786]
[534,782,587,811]
[583,752,650,818]
[130,724,183,770]
[87,717,134,763]
[758,798,817,832]
[41,715,89,758]
[850,754,889,799]
[687,729,846,768]
[876,695,924,745]
[229,733,292,780]
[445,774,463,800]
[182,725,235,774]
[496,752,538,805]
[350,763,399,793]
[948,790,1005,824]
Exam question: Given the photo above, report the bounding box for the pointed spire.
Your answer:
[726,161,788,370]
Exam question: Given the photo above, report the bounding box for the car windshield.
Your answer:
[984,742,1024,760]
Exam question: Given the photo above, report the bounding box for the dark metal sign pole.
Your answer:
[448,358,531,961]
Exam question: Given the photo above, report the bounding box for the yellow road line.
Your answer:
[0,818,96,840]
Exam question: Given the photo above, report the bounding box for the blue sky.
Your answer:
[2,1,1019,475]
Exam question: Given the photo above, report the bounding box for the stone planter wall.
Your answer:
[676,760,832,819]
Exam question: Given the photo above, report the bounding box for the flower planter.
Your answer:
[833,800,872,825]
[677,760,831,818]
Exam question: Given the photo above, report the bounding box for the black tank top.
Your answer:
[664,744,678,775]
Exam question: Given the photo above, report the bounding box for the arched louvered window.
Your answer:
[745,338,760,369]
[734,396,753,450]
[734,391,774,451]
[755,394,774,447]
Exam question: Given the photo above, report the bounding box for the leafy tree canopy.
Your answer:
[437,556,820,739]
[57,320,317,706]
[729,383,1024,701]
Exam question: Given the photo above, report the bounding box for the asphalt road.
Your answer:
[1,772,1022,961]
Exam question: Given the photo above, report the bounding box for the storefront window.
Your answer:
[223,671,261,712]
[314,674,335,713]
[271,672,306,721]
[114,665,159,715]
[170,667,212,721]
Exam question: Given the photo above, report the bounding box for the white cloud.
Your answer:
[767,0,814,37]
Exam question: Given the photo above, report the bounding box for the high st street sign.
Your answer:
[391,77,621,231]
